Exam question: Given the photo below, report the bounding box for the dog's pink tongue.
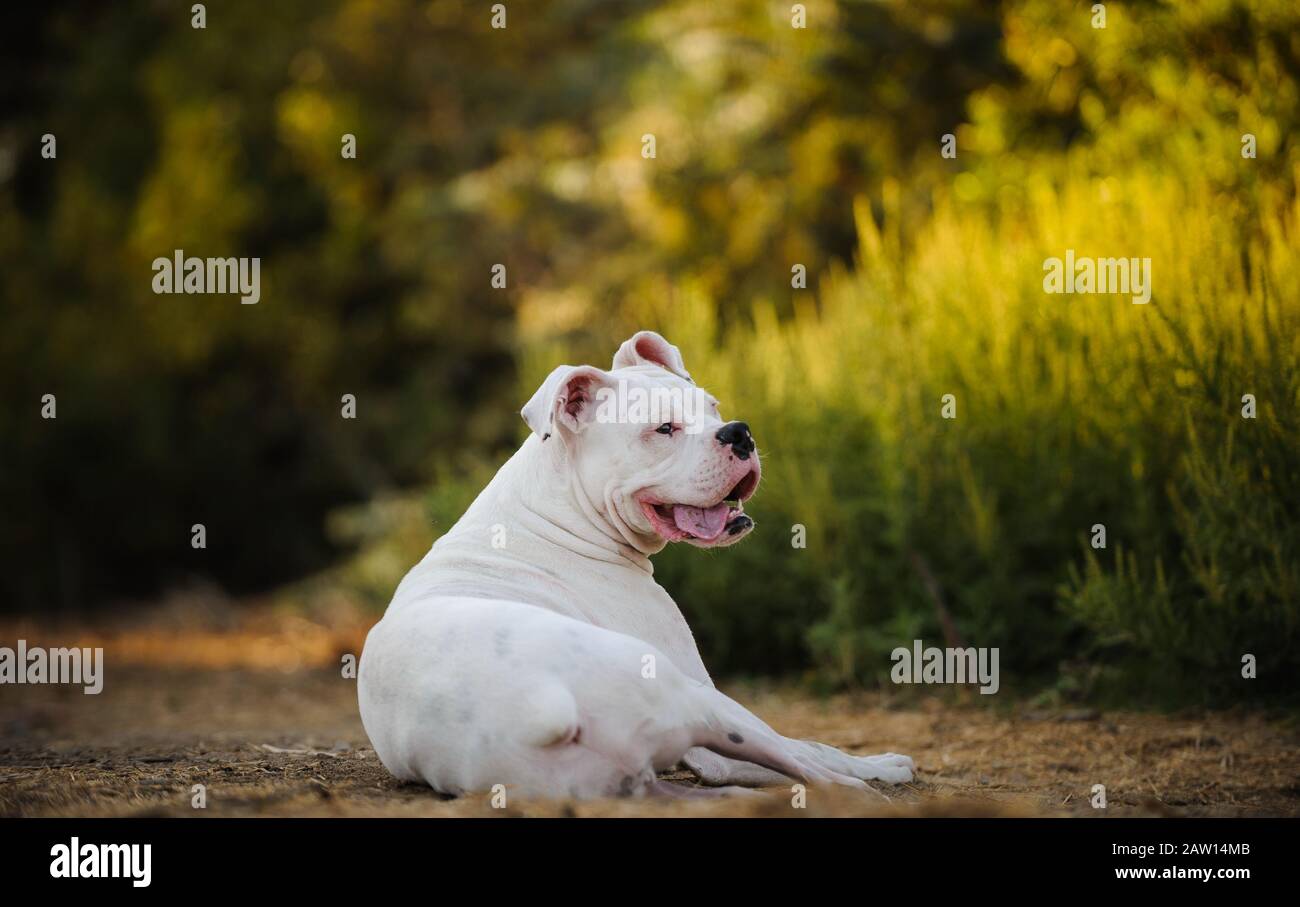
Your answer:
[672,503,729,540]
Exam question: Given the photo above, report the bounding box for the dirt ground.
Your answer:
[1,608,1297,818]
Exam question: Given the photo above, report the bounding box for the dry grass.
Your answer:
[2,652,1295,818]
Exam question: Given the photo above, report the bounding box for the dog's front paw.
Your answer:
[857,752,915,784]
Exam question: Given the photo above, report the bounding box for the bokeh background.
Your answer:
[2,0,1297,707]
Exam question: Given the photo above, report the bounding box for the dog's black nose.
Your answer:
[716,421,755,459]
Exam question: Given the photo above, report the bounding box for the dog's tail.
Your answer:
[518,679,581,748]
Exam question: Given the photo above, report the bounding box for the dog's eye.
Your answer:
[655,423,675,435]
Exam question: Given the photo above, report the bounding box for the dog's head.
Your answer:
[521,331,760,549]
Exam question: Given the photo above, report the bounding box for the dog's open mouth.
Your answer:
[639,472,758,543]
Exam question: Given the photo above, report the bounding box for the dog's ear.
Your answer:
[612,331,693,383]
[521,365,611,441]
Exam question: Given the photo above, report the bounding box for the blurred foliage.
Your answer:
[2,1,1297,704]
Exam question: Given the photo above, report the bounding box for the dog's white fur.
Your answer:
[357,331,913,798]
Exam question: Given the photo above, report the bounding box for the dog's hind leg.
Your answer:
[646,779,766,799]
[681,748,790,787]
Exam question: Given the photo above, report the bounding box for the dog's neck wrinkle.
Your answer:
[513,436,656,574]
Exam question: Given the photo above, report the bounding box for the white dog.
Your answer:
[358,331,914,798]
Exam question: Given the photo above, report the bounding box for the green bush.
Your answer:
[549,157,1299,703]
